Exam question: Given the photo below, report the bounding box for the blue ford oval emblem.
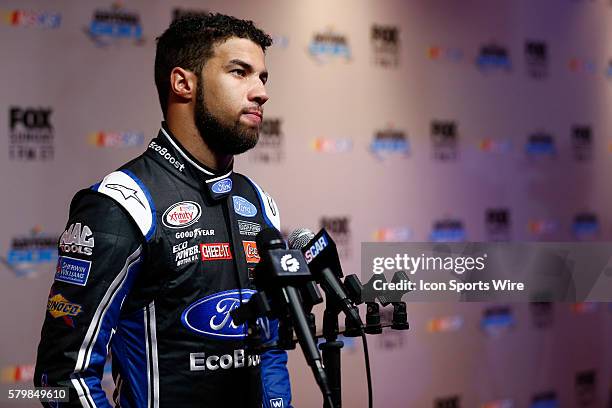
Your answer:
[182,289,257,339]
[233,196,257,217]
[211,178,232,194]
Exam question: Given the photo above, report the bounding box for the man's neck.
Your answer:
[166,117,233,172]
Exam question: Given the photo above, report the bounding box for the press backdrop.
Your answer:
[1,0,612,407]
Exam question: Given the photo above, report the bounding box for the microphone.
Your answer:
[254,228,334,405]
[288,228,363,330]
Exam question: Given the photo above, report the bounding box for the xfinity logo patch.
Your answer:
[210,178,232,194]
[233,196,257,217]
[60,223,94,256]
[162,201,202,229]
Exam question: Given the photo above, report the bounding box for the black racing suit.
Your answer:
[34,124,292,408]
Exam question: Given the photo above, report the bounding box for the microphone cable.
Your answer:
[361,331,373,408]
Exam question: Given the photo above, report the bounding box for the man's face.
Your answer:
[195,37,269,156]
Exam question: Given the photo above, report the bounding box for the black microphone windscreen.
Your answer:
[255,227,286,252]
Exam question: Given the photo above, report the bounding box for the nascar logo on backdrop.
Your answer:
[88,131,144,148]
[1,8,61,28]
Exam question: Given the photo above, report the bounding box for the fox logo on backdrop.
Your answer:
[250,118,284,163]
[371,24,400,67]
[9,106,54,161]
[431,120,458,161]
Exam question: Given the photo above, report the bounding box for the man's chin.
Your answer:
[221,130,259,155]
[237,134,259,154]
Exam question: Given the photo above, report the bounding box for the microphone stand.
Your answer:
[231,240,336,407]
[320,295,344,408]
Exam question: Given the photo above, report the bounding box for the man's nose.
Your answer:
[248,81,269,106]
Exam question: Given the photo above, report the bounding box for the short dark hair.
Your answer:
[154,13,272,117]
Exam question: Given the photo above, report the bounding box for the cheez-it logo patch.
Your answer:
[242,241,260,264]
[200,243,232,261]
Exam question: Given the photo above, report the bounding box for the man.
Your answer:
[34,13,292,408]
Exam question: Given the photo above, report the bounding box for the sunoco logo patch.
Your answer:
[162,201,202,229]
[47,293,82,327]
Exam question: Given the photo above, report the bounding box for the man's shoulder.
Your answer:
[66,189,144,242]
[234,172,281,230]
[233,172,273,195]
[88,159,157,241]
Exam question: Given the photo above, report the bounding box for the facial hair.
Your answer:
[194,78,259,156]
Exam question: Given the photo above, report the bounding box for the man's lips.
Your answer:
[242,110,263,124]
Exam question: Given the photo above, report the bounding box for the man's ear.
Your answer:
[169,67,197,101]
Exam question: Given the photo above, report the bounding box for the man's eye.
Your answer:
[231,69,246,76]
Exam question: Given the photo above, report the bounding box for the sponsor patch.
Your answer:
[242,241,260,263]
[174,228,214,240]
[148,140,185,171]
[270,398,284,408]
[162,201,202,229]
[173,241,200,267]
[189,349,261,372]
[211,178,232,194]
[181,289,269,339]
[47,293,82,327]
[200,243,232,261]
[232,196,257,217]
[238,220,261,236]
[59,223,94,256]
[55,256,91,286]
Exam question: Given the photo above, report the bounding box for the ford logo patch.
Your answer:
[182,289,264,339]
[232,196,257,217]
[211,178,232,194]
